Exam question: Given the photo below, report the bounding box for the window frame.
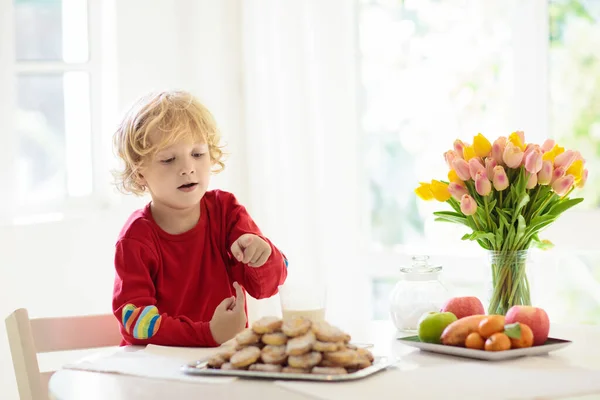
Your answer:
[356,0,600,318]
[0,0,112,225]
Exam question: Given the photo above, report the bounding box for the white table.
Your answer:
[48,321,600,400]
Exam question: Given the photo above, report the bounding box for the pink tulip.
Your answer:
[576,169,589,188]
[503,142,524,169]
[491,137,507,165]
[537,161,553,185]
[485,157,497,181]
[492,166,509,191]
[460,194,477,216]
[526,172,538,189]
[554,150,577,170]
[551,166,566,183]
[448,182,469,201]
[475,171,492,196]
[541,139,555,152]
[452,158,471,181]
[468,158,486,180]
[552,175,575,196]
[524,147,543,174]
[454,140,466,156]
[444,150,460,169]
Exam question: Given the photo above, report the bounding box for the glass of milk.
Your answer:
[278,281,326,322]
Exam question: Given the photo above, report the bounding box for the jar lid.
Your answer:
[400,255,442,274]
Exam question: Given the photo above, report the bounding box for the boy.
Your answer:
[111,90,288,347]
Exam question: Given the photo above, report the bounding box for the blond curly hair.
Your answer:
[113,90,225,195]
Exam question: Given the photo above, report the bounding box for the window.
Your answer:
[358,0,600,323]
[1,0,106,220]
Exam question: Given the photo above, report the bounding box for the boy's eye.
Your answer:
[161,157,175,164]
[193,153,206,158]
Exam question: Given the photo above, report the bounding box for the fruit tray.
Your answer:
[181,356,394,381]
[397,336,572,361]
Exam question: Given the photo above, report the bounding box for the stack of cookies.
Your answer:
[206,316,374,375]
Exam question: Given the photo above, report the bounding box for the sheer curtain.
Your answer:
[240,0,371,327]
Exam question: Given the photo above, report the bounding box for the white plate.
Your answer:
[397,336,572,361]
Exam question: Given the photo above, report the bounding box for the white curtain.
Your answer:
[240,0,371,327]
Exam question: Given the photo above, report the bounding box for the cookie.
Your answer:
[282,316,312,337]
[230,346,261,368]
[261,345,288,365]
[262,332,288,346]
[311,366,348,375]
[311,321,347,342]
[220,362,244,370]
[312,340,342,352]
[357,347,374,363]
[235,329,261,346]
[249,363,283,373]
[215,346,237,361]
[207,354,226,368]
[286,331,316,356]
[323,349,359,367]
[287,351,322,369]
[252,316,283,334]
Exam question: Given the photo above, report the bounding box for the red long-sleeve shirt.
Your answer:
[112,190,288,347]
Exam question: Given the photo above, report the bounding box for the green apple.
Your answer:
[417,311,458,344]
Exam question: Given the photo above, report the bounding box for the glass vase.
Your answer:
[488,250,531,315]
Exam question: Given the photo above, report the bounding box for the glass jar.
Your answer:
[389,255,450,332]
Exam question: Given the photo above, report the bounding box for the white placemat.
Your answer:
[63,345,235,384]
[274,362,600,400]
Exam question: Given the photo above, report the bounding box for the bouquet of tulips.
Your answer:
[414,131,588,314]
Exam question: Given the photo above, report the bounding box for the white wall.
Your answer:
[0,1,246,398]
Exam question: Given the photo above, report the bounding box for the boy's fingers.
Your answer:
[233,282,246,310]
[216,296,235,313]
[230,241,244,262]
[242,245,257,264]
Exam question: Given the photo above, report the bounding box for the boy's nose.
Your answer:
[180,161,195,175]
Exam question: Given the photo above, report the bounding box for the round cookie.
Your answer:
[261,345,288,365]
[215,346,237,361]
[323,349,359,367]
[252,316,283,334]
[286,331,316,356]
[312,340,342,352]
[262,332,288,346]
[230,346,261,368]
[311,321,347,342]
[235,329,261,346]
[287,351,323,369]
[207,354,226,368]
[249,363,283,373]
[282,316,312,337]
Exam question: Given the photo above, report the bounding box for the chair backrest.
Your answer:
[5,308,122,400]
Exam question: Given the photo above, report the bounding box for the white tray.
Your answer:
[181,356,393,381]
[397,336,572,361]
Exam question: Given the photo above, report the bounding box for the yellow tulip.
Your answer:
[473,133,492,158]
[448,169,462,183]
[463,145,477,161]
[509,131,526,151]
[542,144,565,163]
[430,180,451,202]
[415,182,434,201]
[566,159,584,183]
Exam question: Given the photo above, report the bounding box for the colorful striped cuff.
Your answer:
[121,304,162,340]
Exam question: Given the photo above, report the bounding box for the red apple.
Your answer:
[505,305,550,346]
[440,296,485,320]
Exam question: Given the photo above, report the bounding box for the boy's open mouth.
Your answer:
[178,182,198,189]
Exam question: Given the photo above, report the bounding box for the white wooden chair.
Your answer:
[5,308,122,400]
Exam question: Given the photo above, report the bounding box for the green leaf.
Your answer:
[515,215,526,245]
[547,197,584,217]
[433,211,468,225]
[504,323,522,339]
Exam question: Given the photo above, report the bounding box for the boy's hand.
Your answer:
[231,234,272,267]
[209,282,247,345]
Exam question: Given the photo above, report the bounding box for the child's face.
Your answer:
[138,137,212,211]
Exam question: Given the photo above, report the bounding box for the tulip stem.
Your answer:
[499,191,504,208]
